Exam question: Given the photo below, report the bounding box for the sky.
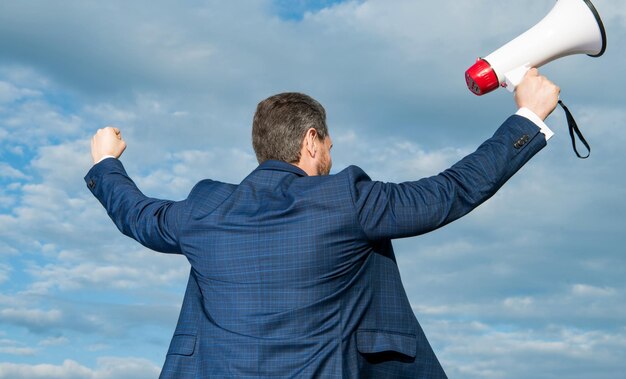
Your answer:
[0,0,624,378]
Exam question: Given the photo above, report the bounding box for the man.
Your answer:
[86,68,559,378]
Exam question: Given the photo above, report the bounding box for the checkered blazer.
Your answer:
[85,115,545,378]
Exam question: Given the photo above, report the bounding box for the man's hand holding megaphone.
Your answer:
[515,68,560,121]
[466,0,605,158]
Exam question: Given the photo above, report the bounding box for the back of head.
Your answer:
[252,92,328,164]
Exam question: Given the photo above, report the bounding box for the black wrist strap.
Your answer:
[558,100,590,159]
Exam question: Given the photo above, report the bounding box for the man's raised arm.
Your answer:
[352,69,559,240]
[85,127,185,254]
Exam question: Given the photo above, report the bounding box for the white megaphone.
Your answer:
[465,0,606,96]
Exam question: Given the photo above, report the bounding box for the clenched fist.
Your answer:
[514,68,560,121]
[91,126,127,164]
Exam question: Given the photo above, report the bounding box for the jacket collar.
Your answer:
[255,160,308,177]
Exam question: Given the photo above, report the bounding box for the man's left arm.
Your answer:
[351,69,559,241]
[351,114,547,241]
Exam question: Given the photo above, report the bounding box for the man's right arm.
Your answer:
[86,127,185,254]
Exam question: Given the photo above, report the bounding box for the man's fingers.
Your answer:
[526,67,539,77]
[96,126,120,133]
[110,127,123,140]
[95,126,123,140]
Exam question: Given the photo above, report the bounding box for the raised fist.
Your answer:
[91,126,127,164]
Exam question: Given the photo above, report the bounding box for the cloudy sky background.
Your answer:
[0,0,624,378]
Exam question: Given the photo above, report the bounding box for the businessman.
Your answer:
[86,68,559,378]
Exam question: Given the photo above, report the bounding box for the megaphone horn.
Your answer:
[465,0,607,96]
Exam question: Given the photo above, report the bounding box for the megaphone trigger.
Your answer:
[502,64,531,92]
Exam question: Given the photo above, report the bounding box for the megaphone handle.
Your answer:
[503,65,531,92]
[558,100,591,159]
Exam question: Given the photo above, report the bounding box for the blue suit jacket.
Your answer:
[85,115,545,378]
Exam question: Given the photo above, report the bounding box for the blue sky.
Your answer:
[1,0,625,378]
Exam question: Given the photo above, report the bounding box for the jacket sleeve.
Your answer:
[84,158,187,254]
[349,115,547,241]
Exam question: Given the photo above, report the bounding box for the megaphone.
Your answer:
[465,0,606,96]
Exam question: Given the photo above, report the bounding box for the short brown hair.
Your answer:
[252,92,328,164]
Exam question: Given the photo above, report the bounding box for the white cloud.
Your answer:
[0,80,40,103]
[503,296,534,311]
[134,147,258,198]
[38,336,70,347]
[24,256,189,294]
[0,360,92,379]
[0,291,181,337]
[330,127,470,181]
[0,346,38,356]
[411,280,626,330]
[0,162,28,179]
[572,284,616,297]
[427,320,626,379]
[0,263,11,283]
[86,343,109,352]
[92,357,161,379]
[0,357,160,379]
[0,308,63,330]
[0,99,83,146]
[0,338,38,356]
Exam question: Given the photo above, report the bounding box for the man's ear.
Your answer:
[303,128,318,158]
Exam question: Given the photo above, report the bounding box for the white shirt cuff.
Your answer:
[516,107,554,141]
[96,155,117,164]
